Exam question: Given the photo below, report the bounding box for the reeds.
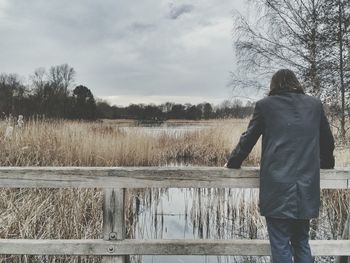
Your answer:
[0,118,259,167]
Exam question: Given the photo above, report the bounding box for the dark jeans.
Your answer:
[266,217,312,263]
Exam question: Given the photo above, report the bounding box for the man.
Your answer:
[225,69,335,263]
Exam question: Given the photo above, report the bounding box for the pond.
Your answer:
[124,187,348,263]
[119,121,216,138]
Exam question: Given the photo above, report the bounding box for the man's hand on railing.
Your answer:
[224,162,240,169]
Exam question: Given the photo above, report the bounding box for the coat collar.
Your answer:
[270,89,305,96]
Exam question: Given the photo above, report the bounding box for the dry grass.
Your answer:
[0,118,348,263]
[0,118,258,167]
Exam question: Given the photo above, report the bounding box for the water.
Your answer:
[119,122,213,138]
[128,188,265,263]
[124,187,348,263]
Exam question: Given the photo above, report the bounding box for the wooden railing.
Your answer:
[0,167,349,263]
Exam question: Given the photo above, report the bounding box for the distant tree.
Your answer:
[111,106,124,119]
[168,104,186,119]
[143,104,163,120]
[160,102,174,113]
[202,103,213,119]
[215,100,232,118]
[30,68,46,92]
[48,64,76,117]
[96,100,114,119]
[31,64,76,118]
[186,105,202,120]
[72,85,97,119]
[127,104,143,119]
[48,64,76,95]
[30,68,49,115]
[0,73,27,116]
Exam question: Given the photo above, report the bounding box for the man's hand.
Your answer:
[224,162,241,169]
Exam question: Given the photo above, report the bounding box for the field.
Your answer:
[0,118,349,263]
[0,118,257,167]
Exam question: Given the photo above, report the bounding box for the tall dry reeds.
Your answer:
[0,118,259,167]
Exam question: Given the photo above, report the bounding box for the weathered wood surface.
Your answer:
[0,166,348,188]
[102,188,126,263]
[0,239,348,256]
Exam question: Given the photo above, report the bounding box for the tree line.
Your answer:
[96,99,254,120]
[0,64,97,120]
[233,0,350,137]
[0,64,254,121]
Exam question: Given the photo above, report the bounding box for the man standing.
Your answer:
[225,69,335,262]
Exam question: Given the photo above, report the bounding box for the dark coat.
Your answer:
[226,90,335,219]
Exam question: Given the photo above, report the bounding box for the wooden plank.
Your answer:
[0,166,348,189]
[0,239,348,256]
[102,188,125,240]
[102,188,126,263]
[320,179,349,189]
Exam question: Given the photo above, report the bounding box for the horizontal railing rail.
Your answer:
[0,166,348,262]
[0,166,348,188]
[0,239,348,256]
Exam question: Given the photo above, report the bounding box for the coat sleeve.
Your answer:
[319,102,335,169]
[226,101,264,168]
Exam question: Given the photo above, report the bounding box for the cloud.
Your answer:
[129,22,156,33]
[0,0,253,105]
[0,0,8,18]
[168,4,194,19]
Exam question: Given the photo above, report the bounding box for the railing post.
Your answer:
[102,188,126,263]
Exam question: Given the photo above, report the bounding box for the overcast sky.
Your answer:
[0,0,258,106]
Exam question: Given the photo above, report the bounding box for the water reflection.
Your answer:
[120,125,209,138]
[124,187,349,263]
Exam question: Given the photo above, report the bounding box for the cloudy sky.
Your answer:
[0,0,257,106]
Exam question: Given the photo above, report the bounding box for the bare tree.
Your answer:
[30,68,46,91]
[233,0,328,95]
[48,64,76,96]
[30,64,76,118]
[233,0,350,137]
[320,0,350,138]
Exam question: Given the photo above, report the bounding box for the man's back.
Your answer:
[258,92,328,219]
[225,69,335,262]
[226,90,334,219]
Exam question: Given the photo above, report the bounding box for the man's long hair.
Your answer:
[269,69,305,96]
